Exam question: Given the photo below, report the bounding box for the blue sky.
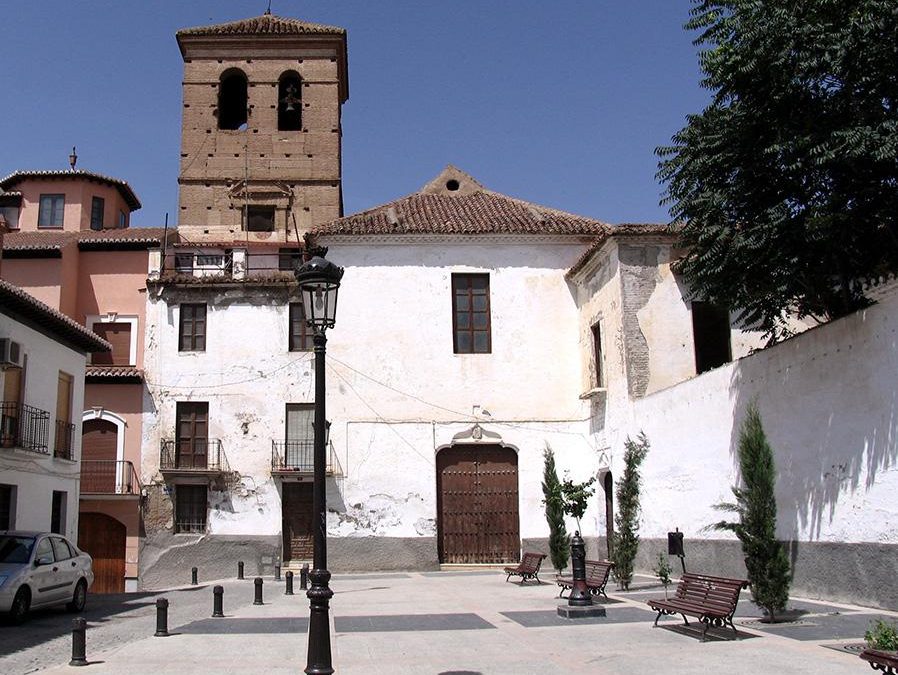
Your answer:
[3,1,707,227]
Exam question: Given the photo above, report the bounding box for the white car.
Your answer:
[0,531,94,624]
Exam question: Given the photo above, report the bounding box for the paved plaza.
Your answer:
[2,570,894,674]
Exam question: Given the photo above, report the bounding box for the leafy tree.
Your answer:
[658,0,898,342]
[710,403,792,621]
[560,475,596,535]
[541,446,570,572]
[611,433,650,590]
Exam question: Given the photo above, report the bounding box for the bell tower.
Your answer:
[175,13,348,242]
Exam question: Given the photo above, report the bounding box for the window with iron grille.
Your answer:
[38,194,65,228]
[289,303,312,351]
[90,197,104,230]
[179,304,207,352]
[278,248,302,272]
[452,273,491,354]
[175,485,207,534]
[175,254,194,274]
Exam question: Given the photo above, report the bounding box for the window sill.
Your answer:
[579,387,607,400]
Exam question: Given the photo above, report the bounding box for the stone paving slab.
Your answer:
[740,612,895,642]
[335,613,495,632]
[501,606,652,628]
[178,616,309,634]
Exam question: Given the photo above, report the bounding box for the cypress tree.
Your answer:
[541,446,570,572]
[711,403,792,621]
[611,433,650,590]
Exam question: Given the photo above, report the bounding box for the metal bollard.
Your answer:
[70,617,88,667]
[274,562,281,581]
[154,598,170,637]
[254,577,264,605]
[237,560,244,580]
[212,585,224,617]
[191,566,198,585]
[300,563,309,590]
[285,571,294,595]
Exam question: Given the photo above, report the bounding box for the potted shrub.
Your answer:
[860,619,898,671]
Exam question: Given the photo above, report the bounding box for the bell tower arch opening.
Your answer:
[278,71,303,131]
[218,69,248,130]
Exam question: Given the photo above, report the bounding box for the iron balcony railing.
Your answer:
[54,419,75,460]
[80,460,140,495]
[271,439,342,476]
[161,249,301,282]
[1,401,50,454]
[160,439,228,472]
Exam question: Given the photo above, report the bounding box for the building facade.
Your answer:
[0,169,165,592]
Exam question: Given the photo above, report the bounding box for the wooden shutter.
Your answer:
[176,402,208,469]
[91,323,132,365]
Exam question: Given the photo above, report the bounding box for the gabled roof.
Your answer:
[2,227,171,252]
[176,13,345,38]
[565,222,680,280]
[313,166,610,237]
[0,280,110,353]
[0,170,141,211]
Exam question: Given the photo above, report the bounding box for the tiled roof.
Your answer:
[313,166,610,237]
[2,227,171,252]
[86,365,143,380]
[0,280,110,353]
[565,222,680,279]
[0,170,141,211]
[171,240,298,249]
[177,13,345,38]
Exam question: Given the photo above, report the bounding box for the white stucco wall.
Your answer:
[602,293,898,547]
[0,314,86,540]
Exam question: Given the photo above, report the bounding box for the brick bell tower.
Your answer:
[175,12,348,243]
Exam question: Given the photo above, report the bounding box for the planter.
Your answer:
[860,648,898,674]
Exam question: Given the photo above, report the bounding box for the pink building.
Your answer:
[0,168,173,592]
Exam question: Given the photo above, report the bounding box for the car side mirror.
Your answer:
[34,555,53,567]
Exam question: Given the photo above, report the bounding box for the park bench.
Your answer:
[861,648,898,674]
[503,552,547,584]
[647,572,748,641]
[556,559,615,599]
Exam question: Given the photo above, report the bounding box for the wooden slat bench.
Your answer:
[861,648,898,674]
[556,559,615,599]
[647,572,748,641]
[503,552,547,584]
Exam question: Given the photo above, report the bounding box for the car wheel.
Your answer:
[67,580,87,613]
[9,587,30,625]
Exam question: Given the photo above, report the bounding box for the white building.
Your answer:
[0,279,109,539]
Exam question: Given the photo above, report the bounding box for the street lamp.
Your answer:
[294,252,343,675]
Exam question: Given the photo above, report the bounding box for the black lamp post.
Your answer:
[294,252,343,675]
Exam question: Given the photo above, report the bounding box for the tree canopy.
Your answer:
[658,0,898,340]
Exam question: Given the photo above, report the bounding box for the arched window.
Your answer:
[218,69,248,130]
[278,71,302,131]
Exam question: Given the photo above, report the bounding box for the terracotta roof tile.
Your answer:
[177,13,345,38]
[565,223,681,279]
[0,170,141,210]
[0,280,110,353]
[3,228,171,252]
[313,166,610,237]
[86,366,143,380]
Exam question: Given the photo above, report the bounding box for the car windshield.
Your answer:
[0,536,35,564]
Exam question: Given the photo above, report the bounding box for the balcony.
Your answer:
[160,439,229,477]
[150,248,301,286]
[80,460,141,497]
[54,419,75,460]
[271,440,342,477]
[1,402,50,454]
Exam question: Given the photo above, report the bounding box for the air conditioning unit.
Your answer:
[0,338,23,370]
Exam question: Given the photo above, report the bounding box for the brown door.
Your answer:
[437,445,520,564]
[81,419,118,493]
[176,402,208,469]
[282,483,313,562]
[78,512,126,594]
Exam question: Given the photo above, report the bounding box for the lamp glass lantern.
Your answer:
[294,256,343,331]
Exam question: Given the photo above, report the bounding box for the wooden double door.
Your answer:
[437,445,520,564]
[282,483,314,562]
[78,512,126,594]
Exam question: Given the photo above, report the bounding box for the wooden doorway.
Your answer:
[437,444,519,564]
[81,419,118,493]
[78,512,126,594]
[282,483,313,562]
[176,402,208,469]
